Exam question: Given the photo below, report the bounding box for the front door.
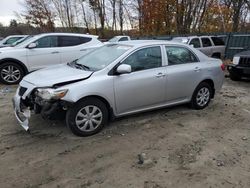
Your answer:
[114,46,167,115]
[27,36,61,71]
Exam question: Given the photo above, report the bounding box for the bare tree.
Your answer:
[23,0,55,31]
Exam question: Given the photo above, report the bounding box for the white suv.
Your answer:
[0,33,103,84]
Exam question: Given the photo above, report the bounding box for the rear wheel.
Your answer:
[190,82,212,110]
[66,98,108,137]
[0,62,24,84]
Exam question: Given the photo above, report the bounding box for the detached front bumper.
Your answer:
[12,92,31,131]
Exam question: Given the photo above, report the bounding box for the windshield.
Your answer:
[108,37,119,42]
[15,35,40,47]
[12,36,33,46]
[75,44,132,71]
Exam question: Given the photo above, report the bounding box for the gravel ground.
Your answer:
[0,77,250,188]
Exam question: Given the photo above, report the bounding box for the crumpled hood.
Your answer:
[22,64,93,87]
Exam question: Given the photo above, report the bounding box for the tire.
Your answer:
[66,98,109,137]
[0,62,24,85]
[229,72,241,81]
[190,82,212,110]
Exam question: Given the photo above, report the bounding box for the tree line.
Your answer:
[3,0,250,38]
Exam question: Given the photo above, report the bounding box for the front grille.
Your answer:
[239,57,250,67]
[18,87,27,96]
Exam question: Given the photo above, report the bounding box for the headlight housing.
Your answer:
[233,56,240,65]
[36,88,68,100]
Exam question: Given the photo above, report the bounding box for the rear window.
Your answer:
[211,37,225,46]
[58,36,92,47]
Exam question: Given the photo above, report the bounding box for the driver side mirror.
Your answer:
[116,64,132,74]
[27,42,37,49]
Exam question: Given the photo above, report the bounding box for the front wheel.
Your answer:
[66,98,108,137]
[190,82,212,110]
[0,62,24,84]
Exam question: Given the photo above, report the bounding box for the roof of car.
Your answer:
[114,35,129,38]
[116,40,185,47]
[36,33,99,38]
[5,35,28,38]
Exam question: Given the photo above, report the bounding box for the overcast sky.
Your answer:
[0,0,23,26]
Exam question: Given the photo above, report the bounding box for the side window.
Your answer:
[211,37,225,46]
[122,46,162,72]
[201,38,212,47]
[58,36,91,47]
[119,37,128,42]
[165,46,198,65]
[35,36,58,48]
[79,37,92,44]
[189,38,201,48]
[59,36,80,47]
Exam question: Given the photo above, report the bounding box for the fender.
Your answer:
[0,58,29,74]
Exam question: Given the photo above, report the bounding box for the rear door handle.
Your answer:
[80,49,87,51]
[156,73,166,78]
[51,51,59,54]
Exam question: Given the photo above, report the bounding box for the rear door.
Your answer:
[58,36,94,63]
[165,46,203,102]
[26,36,61,71]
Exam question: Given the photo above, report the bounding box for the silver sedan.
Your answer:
[13,40,225,136]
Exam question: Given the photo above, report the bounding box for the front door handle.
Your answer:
[194,67,201,72]
[51,51,59,54]
[156,73,166,78]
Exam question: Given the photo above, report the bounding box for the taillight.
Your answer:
[221,63,225,71]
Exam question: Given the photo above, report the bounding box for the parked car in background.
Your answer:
[228,50,250,81]
[108,35,131,42]
[172,36,225,59]
[0,35,28,48]
[0,33,103,84]
[13,40,225,136]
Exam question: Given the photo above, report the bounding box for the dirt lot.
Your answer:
[0,77,250,188]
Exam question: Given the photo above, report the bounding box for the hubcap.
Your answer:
[196,87,210,107]
[1,65,21,83]
[75,105,103,132]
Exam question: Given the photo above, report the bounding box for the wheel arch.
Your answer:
[0,58,29,74]
[198,79,215,98]
[211,52,221,59]
[76,95,114,120]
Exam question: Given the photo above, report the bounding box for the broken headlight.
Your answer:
[36,88,68,100]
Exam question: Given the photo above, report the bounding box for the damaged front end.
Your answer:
[13,81,71,132]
